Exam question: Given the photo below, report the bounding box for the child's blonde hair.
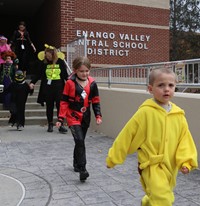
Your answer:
[148,68,176,85]
[73,56,91,71]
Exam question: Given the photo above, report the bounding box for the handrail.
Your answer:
[90,58,200,91]
[93,58,200,70]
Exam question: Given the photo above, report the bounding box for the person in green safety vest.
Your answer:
[30,44,68,133]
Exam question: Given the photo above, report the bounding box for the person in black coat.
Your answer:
[9,21,36,76]
[30,44,68,133]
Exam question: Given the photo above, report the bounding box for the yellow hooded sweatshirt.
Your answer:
[106,98,198,206]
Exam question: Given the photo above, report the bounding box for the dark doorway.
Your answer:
[0,0,46,75]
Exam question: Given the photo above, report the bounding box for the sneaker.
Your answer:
[79,170,89,182]
[59,125,68,134]
[17,125,23,131]
[9,123,15,127]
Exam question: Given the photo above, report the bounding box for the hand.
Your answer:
[180,166,189,174]
[56,122,62,128]
[96,117,102,125]
[29,83,34,90]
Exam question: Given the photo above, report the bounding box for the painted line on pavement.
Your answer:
[0,173,26,206]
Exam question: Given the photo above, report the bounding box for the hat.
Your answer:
[37,44,65,60]
[15,70,25,83]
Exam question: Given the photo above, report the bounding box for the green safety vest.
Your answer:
[46,64,61,80]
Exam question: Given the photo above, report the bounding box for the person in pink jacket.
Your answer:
[0,36,11,64]
[106,68,198,206]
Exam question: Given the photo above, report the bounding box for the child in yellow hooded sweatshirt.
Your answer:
[106,68,198,206]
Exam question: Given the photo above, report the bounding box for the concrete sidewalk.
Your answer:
[0,125,199,206]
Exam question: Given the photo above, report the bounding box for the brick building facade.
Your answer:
[63,0,169,67]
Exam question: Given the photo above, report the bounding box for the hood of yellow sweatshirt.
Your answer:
[139,98,185,115]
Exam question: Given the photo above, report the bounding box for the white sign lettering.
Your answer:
[76,30,151,57]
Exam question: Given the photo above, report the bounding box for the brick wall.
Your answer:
[61,0,169,65]
[60,0,75,44]
[76,1,169,26]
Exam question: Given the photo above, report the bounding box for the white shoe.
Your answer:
[17,125,23,131]
[9,123,15,127]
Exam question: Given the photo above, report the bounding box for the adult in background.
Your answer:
[9,21,36,76]
[30,44,68,133]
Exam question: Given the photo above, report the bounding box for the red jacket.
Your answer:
[58,74,102,127]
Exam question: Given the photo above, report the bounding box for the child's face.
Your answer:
[148,73,176,106]
[45,51,53,61]
[75,65,90,80]
[5,56,12,63]
[0,39,7,45]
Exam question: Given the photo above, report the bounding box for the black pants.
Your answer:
[16,49,29,71]
[9,102,25,126]
[70,125,88,169]
[45,81,62,124]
